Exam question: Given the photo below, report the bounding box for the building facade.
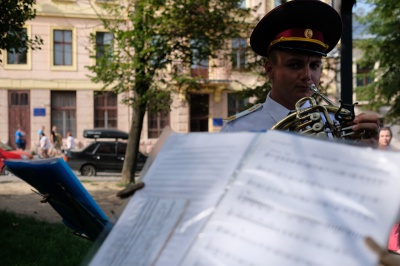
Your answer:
[5,1,386,154]
[0,0,279,154]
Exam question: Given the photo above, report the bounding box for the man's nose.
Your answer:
[301,67,312,81]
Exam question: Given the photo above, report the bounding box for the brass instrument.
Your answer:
[271,84,365,140]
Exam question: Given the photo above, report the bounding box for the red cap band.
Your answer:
[268,28,329,54]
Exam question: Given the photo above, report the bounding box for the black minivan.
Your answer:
[64,129,147,176]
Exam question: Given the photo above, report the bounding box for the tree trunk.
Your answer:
[121,102,146,184]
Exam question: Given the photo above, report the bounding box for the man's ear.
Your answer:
[265,60,273,80]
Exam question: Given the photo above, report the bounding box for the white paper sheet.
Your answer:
[89,131,400,266]
[89,132,256,266]
[181,131,400,266]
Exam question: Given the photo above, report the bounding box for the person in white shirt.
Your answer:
[66,131,75,150]
[39,132,51,158]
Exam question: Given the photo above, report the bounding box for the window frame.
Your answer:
[3,26,32,70]
[10,92,29,106]
[356,63,374,87]
[227,92,249,117]
[94,91,118,129]
[50,27,77,71]
[51,91,77,138]
[95,31,114,64]
[147,110,170,139]
[190,39,209,79]
[231,38,248,70]
[355,63,374,102]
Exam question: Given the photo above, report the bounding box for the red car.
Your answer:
[0,142,33,175]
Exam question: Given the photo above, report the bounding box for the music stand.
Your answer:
[4,158,112,241]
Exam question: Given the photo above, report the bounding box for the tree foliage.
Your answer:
[0,0,42,57]
[356,0,400,124]
[88,0,256,184]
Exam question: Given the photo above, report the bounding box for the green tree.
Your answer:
[0,0,42,58]
[356,0,400,124]
[88,0,256,184]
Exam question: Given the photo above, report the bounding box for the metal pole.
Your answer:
[340,0,356,104]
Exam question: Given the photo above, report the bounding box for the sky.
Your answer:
[351,1,376,39]
[352,0,375,15]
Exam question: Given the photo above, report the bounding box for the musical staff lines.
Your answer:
[252,166,379,204]
[262,151,387,186]
[237,193,363,240]
[245,178,375,222]
[202,234,320,266]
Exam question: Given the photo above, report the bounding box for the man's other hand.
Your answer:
[365,237,400,266]
[352,112,380,143]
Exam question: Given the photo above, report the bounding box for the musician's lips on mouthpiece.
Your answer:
[296,86,312,94]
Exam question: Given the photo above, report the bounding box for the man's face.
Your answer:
[266,50,322,110]
[379,129,392,147]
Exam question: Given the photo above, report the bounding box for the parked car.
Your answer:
[0,142,34,175]
[63,129,147,176]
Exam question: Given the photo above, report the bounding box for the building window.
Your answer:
[53,29,73,66]
[356,63,374,101]
[10,92,29,106]
[7,28,28,65]
[228,93,249,117]
[232,38,247,70]
[94,91,117,128]
[4,27,32,70]
[96,32,113,62]
[51,91,76,138]
[190,39,209,79]
[148,110,170,138]
[356,64,373,87]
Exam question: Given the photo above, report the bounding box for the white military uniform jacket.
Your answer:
[221,93,291,132]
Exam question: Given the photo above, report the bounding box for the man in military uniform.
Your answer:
[221,0,379,139]
[221,1,399,265]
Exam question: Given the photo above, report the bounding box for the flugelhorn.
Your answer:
[271,84,365,140]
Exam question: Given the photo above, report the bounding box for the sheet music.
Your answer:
[89,196,188,265]
[181,131,400,266]
[89,132,257,266]
[89,131,400,266]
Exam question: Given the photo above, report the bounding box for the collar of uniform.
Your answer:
[264,92,290,123]
[264,92,311,124]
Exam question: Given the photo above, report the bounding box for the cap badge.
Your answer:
[304,29,313,39]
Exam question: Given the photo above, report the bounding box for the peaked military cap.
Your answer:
[250,0,342,57]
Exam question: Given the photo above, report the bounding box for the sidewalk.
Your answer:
[0,171,144,184]
[0,172,132,223]
[0,172,126,183]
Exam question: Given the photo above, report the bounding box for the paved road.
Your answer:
[0,172,127,183]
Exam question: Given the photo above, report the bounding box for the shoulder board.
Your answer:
[224,103,263,123]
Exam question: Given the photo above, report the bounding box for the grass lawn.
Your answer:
[0,210,93,266]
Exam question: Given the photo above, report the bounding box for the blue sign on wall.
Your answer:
[213,118,223,127]
[33,108,46,116]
